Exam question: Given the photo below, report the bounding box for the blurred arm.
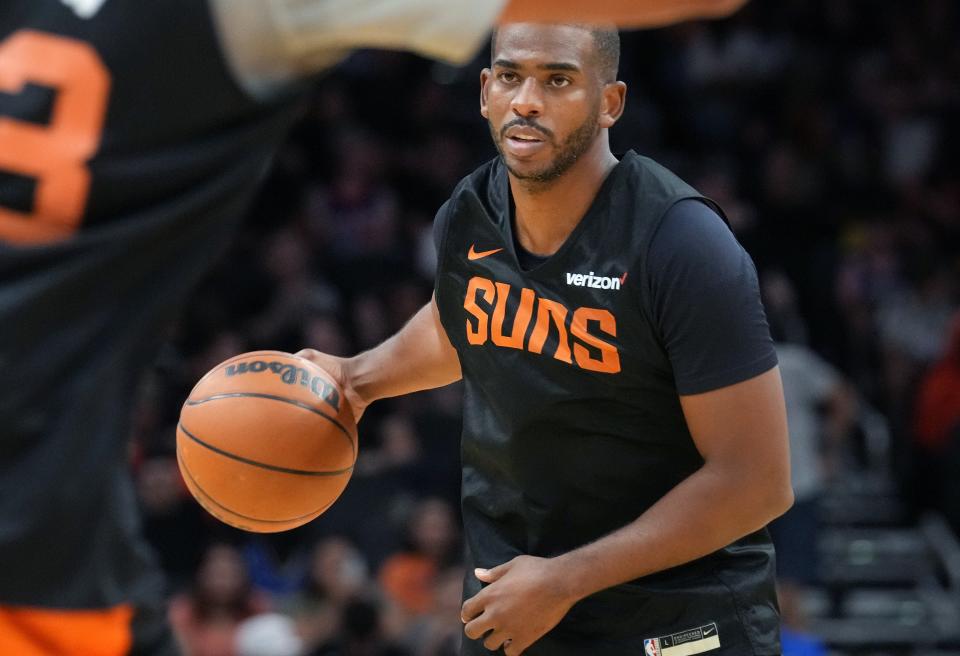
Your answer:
[211,0,748,98]
[499,0,749,27]
[210,0,508,97]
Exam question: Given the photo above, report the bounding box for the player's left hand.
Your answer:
[461,555,577,655]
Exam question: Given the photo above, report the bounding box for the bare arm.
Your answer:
[297,295,460,421]
[499,0,749,27]
[214,0,749,99]
[555,366,792,596]
[462,367,792,655]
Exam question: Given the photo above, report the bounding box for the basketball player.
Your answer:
[0,2,751,655]
[299,21,792,656]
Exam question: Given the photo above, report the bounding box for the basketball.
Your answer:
[176,350,357,533]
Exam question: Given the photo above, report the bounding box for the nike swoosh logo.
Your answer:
[702,626,716,636]
[467,245,503,261]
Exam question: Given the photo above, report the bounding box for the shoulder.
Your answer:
[442,156,508,224]
[620,151,680,180]
[641,198,775,394]
[432,158,504,251]
[435,157,502,218]
[607,153,727,256]
[649,198,734,261]
[618,151,703,201]
[640,199,740,302]
[448,157,505,203]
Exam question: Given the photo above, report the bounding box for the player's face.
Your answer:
[481,24,613,184]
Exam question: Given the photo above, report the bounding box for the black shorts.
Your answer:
[463,615,763,656]
[462,582,780,655]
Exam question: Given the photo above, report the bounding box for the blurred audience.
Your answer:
[765,271,858,644]
[137,456,206,588]
[236,613,304,656]
[169,544,270,656]
[912,311,960,534]
[287,537,373,653]
[313,598,411,656]
[379,498,460,617]
[403,567,466,656]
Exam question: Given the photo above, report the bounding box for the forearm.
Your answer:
[499,0,748,27]
[557,461,792,601]
[347,296,461,405]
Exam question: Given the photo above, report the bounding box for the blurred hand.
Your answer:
[295,349,369,423]
[461,555,576,655]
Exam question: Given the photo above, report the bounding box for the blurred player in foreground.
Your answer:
[300,20,791,656]
[1,1,747,654]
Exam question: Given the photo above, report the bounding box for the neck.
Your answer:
[509,135,619,256]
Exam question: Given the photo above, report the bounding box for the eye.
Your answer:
[497,71,519,84]
[548,75,571,88]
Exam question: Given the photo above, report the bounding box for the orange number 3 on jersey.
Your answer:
[0,30,111,244]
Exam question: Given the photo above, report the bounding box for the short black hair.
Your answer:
[490,25,620,83]
[587,26,621,83]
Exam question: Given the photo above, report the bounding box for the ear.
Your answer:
[598,81,627,129]
[480,68,492,119]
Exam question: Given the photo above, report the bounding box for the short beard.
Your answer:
[491,107,601,189]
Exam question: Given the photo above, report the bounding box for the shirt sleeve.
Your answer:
[646,199,778,395]
[210,0,506,98]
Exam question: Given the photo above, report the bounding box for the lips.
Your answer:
[503,126,549,158]
[505,126,545,140]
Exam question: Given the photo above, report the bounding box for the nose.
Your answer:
[510,77,544,118]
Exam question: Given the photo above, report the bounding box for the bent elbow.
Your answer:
[694,0,747,18]
[701,0,750,18]
[764,478,794,523]
[775,483,794,518]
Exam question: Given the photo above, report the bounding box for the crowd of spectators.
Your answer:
[128,2,959,654]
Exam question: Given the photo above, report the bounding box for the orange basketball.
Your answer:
[176,350,357,533]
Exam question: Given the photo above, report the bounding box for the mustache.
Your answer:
[499,117,554,141]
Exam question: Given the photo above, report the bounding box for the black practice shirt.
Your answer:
[433,152,781,655]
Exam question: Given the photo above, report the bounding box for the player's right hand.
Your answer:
[295,349,369,423]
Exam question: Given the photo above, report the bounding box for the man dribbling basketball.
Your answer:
[299,21,792,656]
